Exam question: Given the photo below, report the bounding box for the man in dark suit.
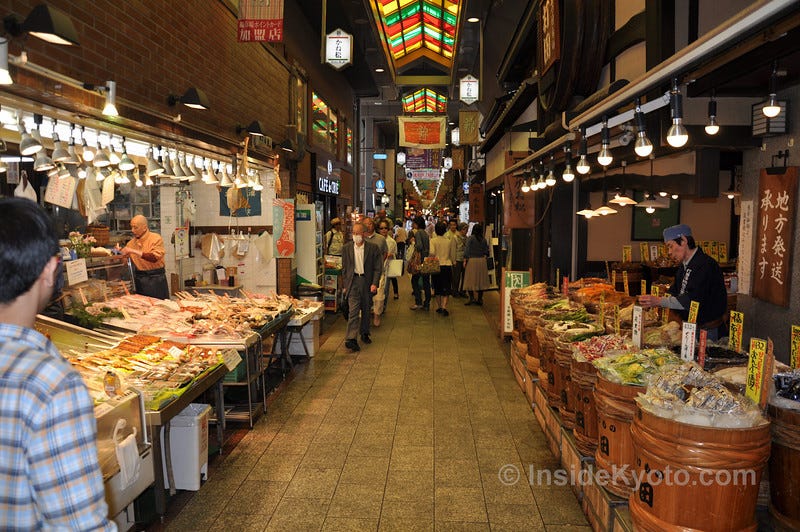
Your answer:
[341,222,383,351]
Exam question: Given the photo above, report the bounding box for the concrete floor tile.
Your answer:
[392,425,434,447]
[434,522,489,532]
[434,486,488,523]
[390,445,434,471]
[327,482,384,519]
[380,499,434,520]
[264,498,329,531]
[282,466,341,500]
[485,502,546,531]
[378,517,433,531]
[533,487,588,525]
[339,455,390,485]
[300,442,350,469]
[248,453,304,482]
[384,469,434,501]
[224,480,288,516]
[209,511,269,531]
[267,432,312,454]
[543,526,592,531]
[322,517,379,531]
[434,459,482,488]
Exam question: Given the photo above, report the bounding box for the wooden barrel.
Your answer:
[554,341,575,429]
[539,329,562,409]
[571,358,599,456]
[630,407,770,532]
[524,315,541,359]
[593,376,643,497]
[768,403,800,531]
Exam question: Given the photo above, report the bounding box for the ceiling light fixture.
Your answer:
[762,61,781,118]
[637,156,667,213]
[80,126,94,161]
[374,67,384,73]
[3,4,80,46]
[0,38,12,85]
[18,118,41,156]
[562,142,575,182]
[161,150,175,178]
[576,129,590,175]
[236,120,266,136]
[101,81,118,116]
[219,163,233,187]
[92,139,110,168]
[467,17,480,23]
[633,99,653,157]
[50,120,69,162]
[396,151,406,166]
[609,161,637,206]
[118,137,135,171]
[146,146,165,177]
[33,145,54,172]
[597,118,613,166]
[167,87,210,110]
[107,137,121,165]
[705,90,719,135]
[594,171,617,216]
[666,78,689,147]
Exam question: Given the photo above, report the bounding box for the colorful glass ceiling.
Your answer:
[373,0,460,70]
[402,88,447,113]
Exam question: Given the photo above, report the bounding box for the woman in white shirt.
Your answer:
[428,221,456,316]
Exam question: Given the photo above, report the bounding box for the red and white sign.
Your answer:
[406,169,441,181]
[238,0,284,42]
[398,116,446,149]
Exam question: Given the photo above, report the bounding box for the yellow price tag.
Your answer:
[791,325,800,369]
[556,268,560,290]
[640,279,647,296]
[746,338,767,404]
[622,271,629,295]
[688,301,700,324]
[729,311,744,351]
[622,245,632,263]
[719,242,728,263]
[600,293,606,326]
[611,271,617,289]
[639,242,649,263]
[710,241,719,262]
[614,305,620,335]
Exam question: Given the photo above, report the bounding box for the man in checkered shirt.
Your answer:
[0,198,114,531]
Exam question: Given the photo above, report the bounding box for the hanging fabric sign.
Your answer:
[504,173,535,228]
[398,116,446,149]
[273,198,296,258]
[237,0,284,42]
[458,110,481,145]
[753,166,797,307]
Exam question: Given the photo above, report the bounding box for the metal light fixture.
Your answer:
[101,81,118,116]
[597,118,613,166]
[33,146,54,172]
[666,79,689,148]
[161,150,175,177]
[3,4,80,46]
[167,87,210,110]
[205,160,219,184]
[236,120,266,136]
[19,119,42,156]
[107,137,121,165]
[637,156,667,213]
[146,146,164,177]
[762,62,781,118]
[576,128,590,175]
[0,159,8,173]
[633,100,653,157]
[219,163,233,187]
[118,138,135,171]
[521,176,530,193]
[80,126,94,161]
[443,156,453,170]
[50,121,69,162]
[609,162,637,206]
[724,172,740,200]
[92,140,110,167]
[705,91,719,135]
[545,165,556,187]
[671,193,679,200]
[0,38,12,85]
[562,142,575,182]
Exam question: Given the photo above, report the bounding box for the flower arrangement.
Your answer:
[68,231,97,259]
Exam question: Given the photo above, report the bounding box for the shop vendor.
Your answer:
[120,215,169,299]
[638,223,728,341]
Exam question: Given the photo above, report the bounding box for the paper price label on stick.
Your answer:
[719,242,728,263]
[611,271,617,289]
[622,245,632,263]
[556,268,560,290]
[222,349,243,371]
[746,338,767,404]
[614,305,620,335]
[791,325,800,369]
[729,311,744,351]
[681,322,697,362]
[639,243,649,262]
[622,271,629,295]
[562,276,569,297]
[641,279,647,296]
[632,306,643,348]
[698,329,708,369]
[688,301,700,324]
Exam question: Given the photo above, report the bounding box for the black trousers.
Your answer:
[134,268,169,299]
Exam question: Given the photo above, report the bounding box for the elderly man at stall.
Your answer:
[120,214,169,299]
[0,198,115,531]
[638,223,728,340]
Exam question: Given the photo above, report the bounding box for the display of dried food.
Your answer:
[775,370,800,404]
[571,334,636,362]
[703,344,749,371]
[642,321,682,347]
[592,349,680,386]
[637,362,767,428]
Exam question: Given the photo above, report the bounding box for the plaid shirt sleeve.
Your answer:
[27,371,116,531]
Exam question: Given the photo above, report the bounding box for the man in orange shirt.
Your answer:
[120,215,169,299]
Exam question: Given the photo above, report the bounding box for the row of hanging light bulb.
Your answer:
[6,110,265,190]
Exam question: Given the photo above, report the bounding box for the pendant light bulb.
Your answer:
[671,193,679,200]
[763,94,781,118]
[633,103,653,157]
[92,141,111,167]
[521,179,530,193]
[666,80,689,147]
[576,154,590,175]
[545,169,556,187]
[102,81,119,117]
[597,119,613,166]
[646,206,656,214]
[118,138,135,171]
[562,163,575,183]
[80,127,95,161]
[705,96,719,135]
[19,122,43,156]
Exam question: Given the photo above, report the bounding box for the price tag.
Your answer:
[614,305,620,335]
[688,301,700,324]
[729,311,744,351]
[652,286,660,297]
[65,258,89,286]
[650,244,660,262]
[681,322,697,362]
[632,305,643,348]
[710,241,719,262]
[556,268,560,290]
[763,339,775,409]
[622,245,632,263]
[562,276,569,297]
[791,325,800,369]
[622,271,629,295]
[237,240,249,255]
[639,242,649,263]
[698,329,708,368]
[611,271,617,289]
[168,346,184,359]
[718,242,728,263]
[746,338,767,404]
[78,287,88,305]
[640,279,647,296]
[222,348,243,371]
[599,293,606,326]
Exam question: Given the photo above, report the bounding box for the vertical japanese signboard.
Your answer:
[504,173,535,228]
[501,270,532,335]
[738,200,754,294]
[753,167,797,306]
[273,198,295,258]
[237,0,284,42]
[469,183,485,223]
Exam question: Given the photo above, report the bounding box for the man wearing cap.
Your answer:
[325,218,344,256]
[639,224,728,340]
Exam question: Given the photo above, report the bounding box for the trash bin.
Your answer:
[160,403,210,491]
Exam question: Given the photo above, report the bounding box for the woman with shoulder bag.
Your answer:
[408,215,431,310]
[462,223,490,305]
[428,221,456,316]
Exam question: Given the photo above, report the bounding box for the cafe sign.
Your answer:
[325,28,352,70]
[316,160,340,195]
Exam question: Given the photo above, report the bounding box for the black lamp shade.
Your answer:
[180,87,210,110]
[23,4,80,46]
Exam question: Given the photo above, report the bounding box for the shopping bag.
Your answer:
[386,259,403,278]
[420,256,441,275]
[486,256,495,270]
[407,249,422,275]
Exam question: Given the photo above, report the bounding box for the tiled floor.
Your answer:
[161,289,590,531]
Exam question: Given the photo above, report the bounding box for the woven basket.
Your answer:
[86,224,110,246]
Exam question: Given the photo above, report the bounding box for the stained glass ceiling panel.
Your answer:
[402,88,447,113]
[374,0,460,69]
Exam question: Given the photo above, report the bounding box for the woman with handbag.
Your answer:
[462,223,490,306]
[428,221,456,316]
[408,215,431,311]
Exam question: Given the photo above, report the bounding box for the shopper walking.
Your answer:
[450,222,468,297]
[378,220,399,304]
[324,217,345,256]
[0,198,115,531]
[409,215,431,311]
[429,221,456,316]
[394,220,407,264]
[341,223,383,351]
[462,223,490,305]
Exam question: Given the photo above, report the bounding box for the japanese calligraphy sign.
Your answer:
[398,116,446,148]
[681,322,697,362]
[237,0,284,42]
[791,325,800,369]
[562,276,569,297]
[753,166,797,307]
[502,270,532,334]
[325,29,353,70]
[632,306,643,349]
[622,245,632,262]
[504,173,535,228]
[537,0,560,76]
[468,183,485,222]
[729,311,744,351]
[746,338,767,404]
[718,242,728,263]
[688,301,699,324]
[639,242,649,262]
[459,75,479,105]
[622,271,629,295]
[640,279,647,296]
[458,110,481,145]
[697,329,708,368]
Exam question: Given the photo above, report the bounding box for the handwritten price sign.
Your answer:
[729,311,744,351]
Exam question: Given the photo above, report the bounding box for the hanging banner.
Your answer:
[501,269,532,335]
[325,28,352,70]
[458,110,481,145]
[398,116,446,149]
[451,148,465,170]
[237,0,284,42]
[273,198,295,258]
[753,166,797,307]
[504,173,535,228]
[459,74,479,105]
[469,183,485,222]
